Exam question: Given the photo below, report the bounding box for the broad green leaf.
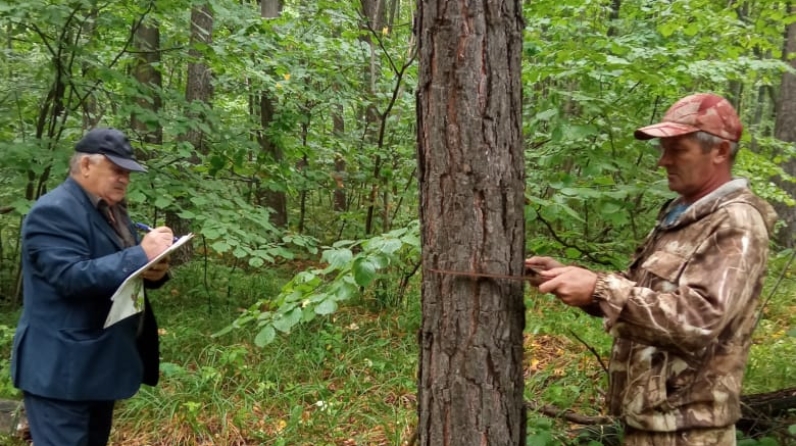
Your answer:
[378,238,403,254]
[202,227,221,239]
[322,248,353,268]
[211,241,231,253]
[302,307,316,323]
[153,196,173,209]
[254,325,276,347]
[369,253,390,269]
[272,307,302,333]
[534,108,557,121]
[353,257,377,287]
[315,298,338,315]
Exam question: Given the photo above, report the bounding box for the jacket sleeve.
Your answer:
[592,206,769,354]
[24,201,150,299]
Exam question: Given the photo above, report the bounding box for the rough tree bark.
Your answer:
[773,2,796,248]
[416,1,527,445]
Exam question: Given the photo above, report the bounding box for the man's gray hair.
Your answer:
[68,153,104,175]
[693,131,740,159]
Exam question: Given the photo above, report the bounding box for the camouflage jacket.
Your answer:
[590,179,777,432]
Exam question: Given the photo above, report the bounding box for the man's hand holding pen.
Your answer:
[135,222,179,243]
[139,226,173,260]
[138,224,173,281]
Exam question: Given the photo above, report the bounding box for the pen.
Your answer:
[134,222,179,243]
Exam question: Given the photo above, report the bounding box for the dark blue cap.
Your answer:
[75,128,146,172]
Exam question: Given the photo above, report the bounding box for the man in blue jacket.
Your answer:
[10,128,174,446]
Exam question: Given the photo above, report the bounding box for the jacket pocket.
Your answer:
[58,327,110,343]
[622,348,669,415]
[640,250,686,291]
[664,354,701,407]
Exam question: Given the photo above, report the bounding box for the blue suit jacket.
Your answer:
[11,177,162,401]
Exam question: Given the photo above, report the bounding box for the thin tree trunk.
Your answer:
[297,117,309,234]
[607,0,621,36]
[256,0,288,228]
[131,21,163,149]
[183,3,214,158]
[81,6,100,128]
[168,2,214,264]
[361,0,386,235]
[332,104,347,212]
[416,1,527,445]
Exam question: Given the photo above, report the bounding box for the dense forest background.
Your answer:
[0,0,794,445]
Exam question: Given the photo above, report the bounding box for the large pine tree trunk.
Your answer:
[416,1,527,445]
[773,3,796,247]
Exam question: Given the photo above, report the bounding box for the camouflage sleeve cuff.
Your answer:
[593,272,634,331]
[592,272,613,301]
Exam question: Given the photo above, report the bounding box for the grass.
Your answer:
[0,256,794,445]
[110,261,420,446]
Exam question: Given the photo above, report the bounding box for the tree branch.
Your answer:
[568,329,608,374]
[525,400,613,425]
[72,0,156,111]
[534,207,613,265]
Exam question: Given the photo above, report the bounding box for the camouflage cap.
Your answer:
[634,93,742,142]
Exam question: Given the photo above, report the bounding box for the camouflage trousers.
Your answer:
[623,425,736,446]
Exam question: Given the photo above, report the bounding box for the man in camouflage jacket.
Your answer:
[527,93,777,446]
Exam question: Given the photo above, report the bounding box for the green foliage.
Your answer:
[0,0,419,298]
[0,323,20,399]
[522,0,793,266]
[738,437,787,446]
[0,0,795,443]
[0,254,794,444]
[526,416,556,446]
[106,262,420,445]
[214,221,421,346]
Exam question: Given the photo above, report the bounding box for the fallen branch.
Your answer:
[741,386,796,418]
[0,206,12,215]
[527,387,796,443]
[525,400,613,425]
[527,387,796,426]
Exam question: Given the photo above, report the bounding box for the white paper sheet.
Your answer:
[104,234,194,328]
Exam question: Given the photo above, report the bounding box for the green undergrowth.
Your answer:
[0,255,794,445]
[111,260,420,446]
